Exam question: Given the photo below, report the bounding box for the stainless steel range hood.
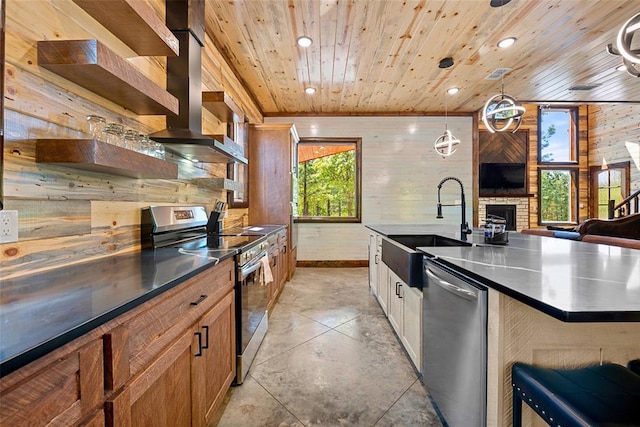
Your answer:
[150,0,247,164]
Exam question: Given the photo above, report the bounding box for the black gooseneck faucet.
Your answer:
[436,176,473,241]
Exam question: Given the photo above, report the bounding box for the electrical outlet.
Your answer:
[0,210,19,243]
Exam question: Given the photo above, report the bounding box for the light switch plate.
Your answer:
[0,210,19,243]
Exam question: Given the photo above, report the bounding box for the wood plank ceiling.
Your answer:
[205,0,640,116]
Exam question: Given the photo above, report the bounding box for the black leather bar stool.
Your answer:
[512,362,640,426]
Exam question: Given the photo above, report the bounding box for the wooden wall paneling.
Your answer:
[588,104,640,193]
[479,131,527,164]
[1,199,91,241]
[5,0,169,109]
[476,104,590,229]
[2,0,250,278]
[0,227,139,279]
[3,69,164,138]
[201,33,263,124]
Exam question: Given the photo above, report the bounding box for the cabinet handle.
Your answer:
[194,332,203,357]
[190,294,208,306]
[202,326,209,349]
[395,282,400,296]
[398,283,403,298]
[375,254,379,265]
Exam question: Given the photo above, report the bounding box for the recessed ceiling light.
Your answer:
[447,87,460,95]
[497,37,517,48]
[297,36,313,48]
[305,87,316,94]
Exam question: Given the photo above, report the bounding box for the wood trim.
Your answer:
[264,112,477,117]
[296,260,368,268]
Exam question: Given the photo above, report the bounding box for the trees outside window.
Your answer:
[537,107,579,225]
[540,169,576,223]
[297,138,361,222]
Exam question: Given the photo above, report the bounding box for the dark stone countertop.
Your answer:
[366,224,640,323]
[0,247,236,377]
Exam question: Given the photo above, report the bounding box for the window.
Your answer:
[538,107,577,163]
[537,107,579,225]
[296,138,361,222]
[539,169,578,224]
[590,162,630,219]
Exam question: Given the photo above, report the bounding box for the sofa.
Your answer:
[521,213,640,250]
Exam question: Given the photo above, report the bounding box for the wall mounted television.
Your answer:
[479,162,527,195]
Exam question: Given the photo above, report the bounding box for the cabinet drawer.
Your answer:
[0,339,103,426]
[126,258,234,376]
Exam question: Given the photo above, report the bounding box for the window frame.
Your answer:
[537,167,579,225]
[537,106,579,165]
[295,137,362,224]
[589,161,631,219]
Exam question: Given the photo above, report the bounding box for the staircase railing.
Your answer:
[608,189,640,219]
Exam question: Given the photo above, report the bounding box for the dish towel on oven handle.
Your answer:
[259,254,273,285]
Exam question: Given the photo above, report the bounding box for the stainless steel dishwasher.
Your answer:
[422,258,487,427]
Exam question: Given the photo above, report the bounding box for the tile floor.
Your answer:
[212,267,443,427]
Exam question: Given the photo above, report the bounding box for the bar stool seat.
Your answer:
[512,362,640,427]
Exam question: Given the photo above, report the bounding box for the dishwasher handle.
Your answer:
[426,267,478,301]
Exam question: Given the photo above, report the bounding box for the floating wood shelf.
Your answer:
[37,39,179,116]
[36,139,179,179]
[210,134,245,158]
[202,92,245,123]
[72,0,179,57]
[193,178,244,192]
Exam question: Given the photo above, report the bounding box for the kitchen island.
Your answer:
[367,224,640,427]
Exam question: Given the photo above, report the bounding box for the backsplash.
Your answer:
[0,0,259,279]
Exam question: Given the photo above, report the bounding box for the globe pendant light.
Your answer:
[607,13,640,77]
[434,91,461,158]
[482,77,526,133]
[482,2,526,133]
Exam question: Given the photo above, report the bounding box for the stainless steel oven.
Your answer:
[141,206,271,385]
[231,236,269,384]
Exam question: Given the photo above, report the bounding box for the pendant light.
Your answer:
[481,77,526,133]
[606,13,640,77]
[481,3,525,133]
[434,89,461,158]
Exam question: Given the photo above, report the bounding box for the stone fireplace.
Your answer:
[478,197,529,231]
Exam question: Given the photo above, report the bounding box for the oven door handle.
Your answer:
[239,259,264,281]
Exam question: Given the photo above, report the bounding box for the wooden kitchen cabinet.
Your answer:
[0,338,104,426]
[1,258,235,427]
[192,291,235,426]
[106,259,235,427]
[108,290,235,427]
[107,329,195,427]
[249,123,299,281]
[267,228,288,312]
